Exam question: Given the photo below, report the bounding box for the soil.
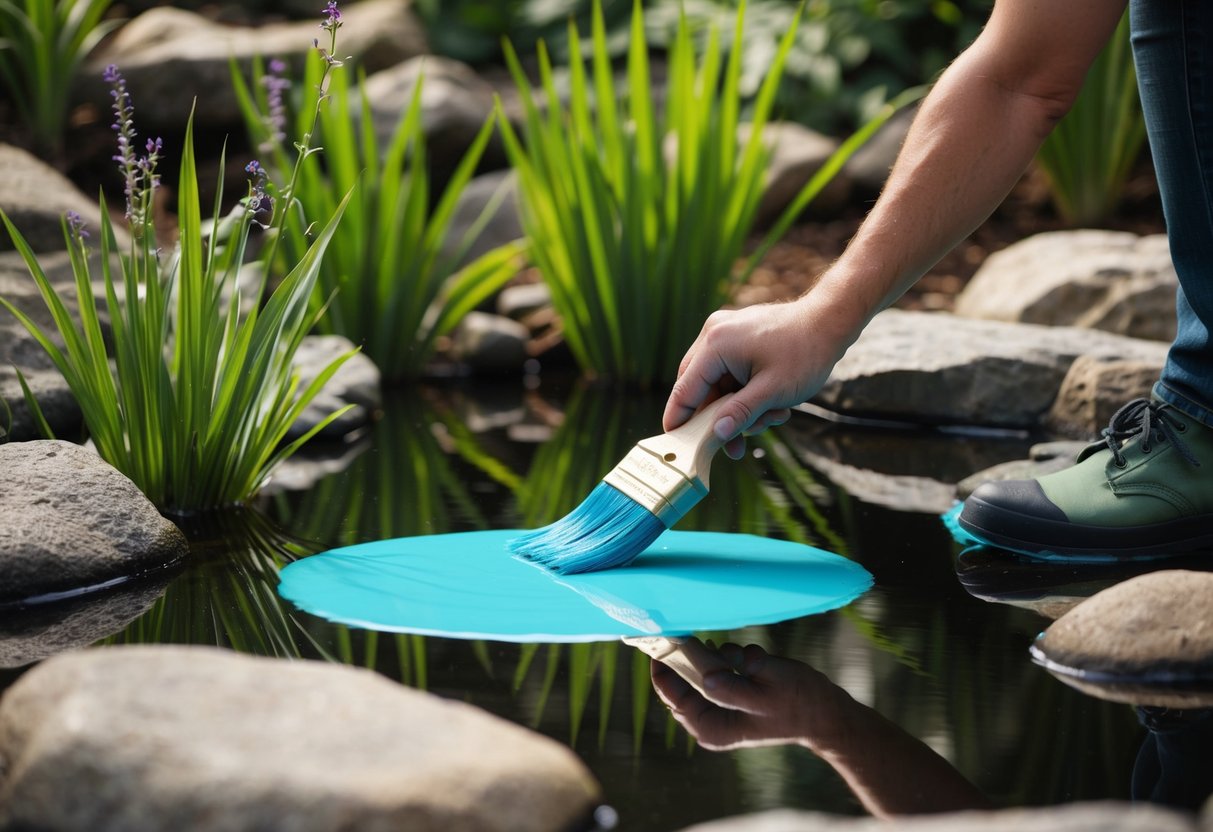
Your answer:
[737,162,1168,313]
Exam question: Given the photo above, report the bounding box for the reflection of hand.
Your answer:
[647,638,991,817]
[651,638,850,751]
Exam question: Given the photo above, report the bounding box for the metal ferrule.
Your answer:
[602,445,708,527]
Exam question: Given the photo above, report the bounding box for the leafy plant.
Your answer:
[0,10,355,512]
[500,0,914,386]
[0,0,117,158]
[1035,10,1145,226]
[234,50,526,383]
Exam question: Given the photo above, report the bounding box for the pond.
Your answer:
[1,378,1205,830]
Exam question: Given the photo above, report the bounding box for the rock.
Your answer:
[739,122,851,226]
[842,102,917,195]
[0,144,125,254]
[497,281,551,321]
[442,170,525,273]
[1045,352,1167,439]
[1031,570,1213,708]
[83,0,427,132]
[285,335,381,441]
[954,231,1178,342]
[450,312,529,374]
[261,433,370,494]
[955,441,1088,500]
[814,310,1172,429]
[364,56,505,177]
[0,573,172,668]
[0,441,187,606]
[675,804,1196,832]
[0,253,85,441]
[0,645,602,831]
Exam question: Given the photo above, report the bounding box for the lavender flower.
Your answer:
[65,211,89,242]
[104,64,163,235]
[261,58,291,151]
[320,1,341,32]
[244,160,274,226]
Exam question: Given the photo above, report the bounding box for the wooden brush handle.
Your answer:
[636,395,732,491]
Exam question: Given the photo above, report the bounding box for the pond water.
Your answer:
[3,379,1210,830]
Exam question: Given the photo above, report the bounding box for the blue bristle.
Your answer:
[507,482,667,574]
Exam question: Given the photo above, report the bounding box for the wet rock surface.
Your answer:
[1031,570,1213,708]
[0,441,187,606]
[0,645,602,832]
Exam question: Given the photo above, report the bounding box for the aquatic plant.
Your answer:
[0,8,355,512]
[233,48,525,382]
[500,0,915,386]
[0,0,117,158]
[1035,10,1145,226]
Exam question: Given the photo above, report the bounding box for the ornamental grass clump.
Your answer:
[234,40,526,382]
[500,0,912,386]
[0,0,117,158]
[0,4,356,513]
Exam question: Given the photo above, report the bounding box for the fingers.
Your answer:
[664,350,726,432]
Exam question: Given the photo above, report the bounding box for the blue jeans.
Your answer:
[1131,0,1213,427]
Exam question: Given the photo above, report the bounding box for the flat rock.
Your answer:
[0,645,601,831]
[285,334,382,441]
[814,310,1171,429]
[676,804,1197,832]
[954,231,1178,342]
[83,0,427,132]
[0,441,187,606]
[740,122,851,226]
[1031,570,1213,708]
[0,144,124,253]
[1045,351,1167,439]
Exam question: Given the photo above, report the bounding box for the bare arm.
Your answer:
[664,0,1129,454]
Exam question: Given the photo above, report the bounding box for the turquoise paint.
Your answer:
[278,530,873,643]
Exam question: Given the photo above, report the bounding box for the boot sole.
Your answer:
[958,496,1213,561]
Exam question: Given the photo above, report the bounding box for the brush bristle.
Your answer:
[507,482,666,574]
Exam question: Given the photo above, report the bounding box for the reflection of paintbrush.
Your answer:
[508,397,731,574]
[551,577,665,635]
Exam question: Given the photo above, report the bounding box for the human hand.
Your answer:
[663,294,858,460]
[648,638,851,751]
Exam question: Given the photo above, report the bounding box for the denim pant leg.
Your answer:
[1130,0,1213,427]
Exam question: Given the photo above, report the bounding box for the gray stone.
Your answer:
[954,231,1178,342]
[1045,351,1166,439]
[676,804,1196,832]
[286,334,381,441]
[841,102,917,195]
[0,441,187,606]
[0,573,172,668]
[738,122,851,226]
[0,645,601,831]
[0,144,126,254]
[442,170,524,273]
[451,311,529,374]
[955,441,1088,500]
[814,310,1172,429]
[261,434,370,495]
[497,280,551,321]
[1032,570,1213,708]
[364,55,505,177]
[83,0,427,132]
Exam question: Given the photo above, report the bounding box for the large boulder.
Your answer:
[0,144,121,254]
[0,441,187,606]
[739,122,852,226]
[1045,352,1166,439]
[954,231,1178,342]
[82,0,427,132]
[813,310,1170,429]
[0,645,602,831]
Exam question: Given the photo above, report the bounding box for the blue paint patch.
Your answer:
[278,530,872,643]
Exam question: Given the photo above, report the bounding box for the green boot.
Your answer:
[959,398,1213,559]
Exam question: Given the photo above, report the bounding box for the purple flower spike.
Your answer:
[65,211,89,241]
[321,1,341,31]
[104,63,162,234]
[244,159,273,224]
[260,58,290,150]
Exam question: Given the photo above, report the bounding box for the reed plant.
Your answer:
[0,6,355,512]
[1035,10,1145,226]
[500,0,913,385]
[0,0,117,157]
[234,51,526,382]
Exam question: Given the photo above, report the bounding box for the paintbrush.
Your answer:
[508,396,731,574]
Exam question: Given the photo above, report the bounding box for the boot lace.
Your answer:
[1097,398,1199,468]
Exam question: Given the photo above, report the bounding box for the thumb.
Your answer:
[701,669,767,714]
[712,378,778,444]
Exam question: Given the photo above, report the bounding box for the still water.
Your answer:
[3,380,1206,829]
